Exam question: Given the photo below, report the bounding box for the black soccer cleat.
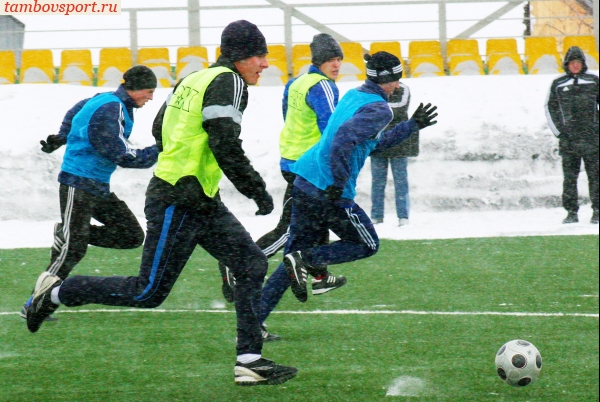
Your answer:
[26,272,62,333]
[261,324,281,342]
[234,358,297,386]
[311,272,347,296]
[20,300,57,322]
[284,251,308,302]
[218,263,236,303]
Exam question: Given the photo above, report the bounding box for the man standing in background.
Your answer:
[545,46,599,224]
[369,81,418,227]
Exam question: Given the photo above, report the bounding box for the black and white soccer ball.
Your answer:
[495,339,542,387]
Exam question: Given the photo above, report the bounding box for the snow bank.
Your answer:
[0,72,597,222]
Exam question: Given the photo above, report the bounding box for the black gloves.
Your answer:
[40,134,66,153]
[325,185,343,201]
[255,193,274,216]
[411,103,438,129]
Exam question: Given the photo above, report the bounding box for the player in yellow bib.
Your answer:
[27,20,297,387]
[261,34,343,261]
[218,33,346,339]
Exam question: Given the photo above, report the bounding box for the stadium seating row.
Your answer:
[0,36,597,87]
[0,47,210,87]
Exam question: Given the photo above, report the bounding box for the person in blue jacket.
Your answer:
[20,65,159,319]
[254,33,342,261]
[218,33,345,339]
[263,52,438,313]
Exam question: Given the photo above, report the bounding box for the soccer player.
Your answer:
[26,20,297,386]
[20,65,159,319]
[262,52,437,320]
[219,33,347,340]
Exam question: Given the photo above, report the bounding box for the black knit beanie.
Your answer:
[123,65,157,90]
[364,52,403,84]
[221,20,268,62]
[311,33,344,66]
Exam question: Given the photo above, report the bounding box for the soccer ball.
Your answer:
[495,339,542,387]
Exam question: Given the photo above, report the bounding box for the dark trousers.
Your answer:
[260,187,379,323]
[254,170,296,257]
[254,170,330,258]
[59,197,267,355]
[561,151,599,213]
[47,184,144,279]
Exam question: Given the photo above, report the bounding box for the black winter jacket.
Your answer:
[147,56,270,212]
[369,82,419,158]
[545,46,599,155]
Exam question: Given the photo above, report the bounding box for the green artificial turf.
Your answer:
[0,236,597,401]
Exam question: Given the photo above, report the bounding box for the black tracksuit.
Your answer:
[545,46,599,213]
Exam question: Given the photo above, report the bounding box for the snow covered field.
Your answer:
[0,72,598,249]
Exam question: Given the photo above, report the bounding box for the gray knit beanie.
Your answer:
[311,33,344,66]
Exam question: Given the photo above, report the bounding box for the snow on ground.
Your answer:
[0,72,598,249]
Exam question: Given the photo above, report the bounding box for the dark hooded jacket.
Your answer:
[545,46,599,155]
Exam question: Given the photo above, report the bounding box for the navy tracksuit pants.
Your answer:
[260,186,379,323]
[59,197,267,356]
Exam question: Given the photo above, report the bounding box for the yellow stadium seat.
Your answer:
[486,38,519,58]
[525,37,558,58]
[19,49,55,84]
[370,41,407,78]
[98,48,132,87]
[448,55,484,76]
[216,46,221,60]
[410,54,445,78]
[527,53,562,74]
[563,35,599,69]
[409,40,442,58]
[447,39,480,61]
[563,35,597,55]
[0,50,16,84]
[447,40,483,75]
[338,42,366,82]
[487,53,524,75]
[524,37,561,74]
[292,44,311,77]
[408,41,444,77]
[257,44,289,86]
[138,47,174,88]
[176,46,209,80]
[59,49,92,85]
[486,39,523,75]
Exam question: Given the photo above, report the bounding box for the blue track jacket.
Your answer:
[280,65,339,172]
[291,79,419,204]
[58,85,158,196]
